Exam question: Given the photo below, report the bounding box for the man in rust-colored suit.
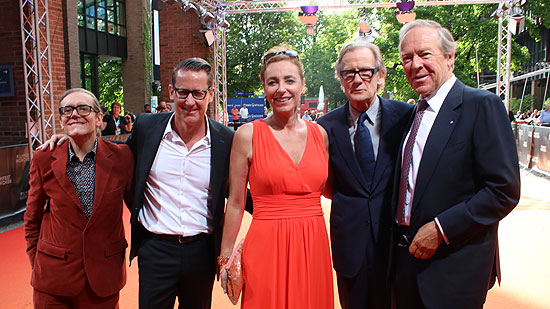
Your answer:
[24,88,134,308]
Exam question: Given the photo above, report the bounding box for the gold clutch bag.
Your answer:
[225,238,245,305]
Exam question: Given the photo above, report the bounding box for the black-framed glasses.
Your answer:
[58,105,96,117]
[340,68,378,81]
[263,50,299,64]
[173,87,210,100]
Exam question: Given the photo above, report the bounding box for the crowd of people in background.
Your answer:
[513,103,550,126]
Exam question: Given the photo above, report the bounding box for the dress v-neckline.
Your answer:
[261,120,309,167]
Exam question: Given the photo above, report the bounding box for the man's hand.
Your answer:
[36,134,69,151]
[409,221,443,260]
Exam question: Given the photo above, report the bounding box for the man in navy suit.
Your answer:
[318,41,412,308]
[392,20,520,308]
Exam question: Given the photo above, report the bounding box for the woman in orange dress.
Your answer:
[219,45,334,308]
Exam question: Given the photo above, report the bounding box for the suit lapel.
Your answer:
[331,103,370,192]
[412,81,463,215]
[52,143,83,209]
[208,118,227,215]
[90,139,113,222]
[51,143,87,225]
[370,98,392,193]
[137,113,172,195]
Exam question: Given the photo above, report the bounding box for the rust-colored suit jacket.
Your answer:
[24,138,133,297]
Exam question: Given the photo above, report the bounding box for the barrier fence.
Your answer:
[0,127,548,228]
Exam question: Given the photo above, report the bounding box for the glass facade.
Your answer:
[78,0,126,37]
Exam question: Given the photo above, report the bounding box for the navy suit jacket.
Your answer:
[318,97,412,278]
[125,112,235,266]
[391,80,520,307]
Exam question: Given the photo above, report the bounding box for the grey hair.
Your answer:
[334,41,387,79]
[58,88,103,136]
[398,19,457,56]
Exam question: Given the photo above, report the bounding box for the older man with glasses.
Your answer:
[317,41,413,308]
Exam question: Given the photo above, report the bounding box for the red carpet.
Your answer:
[1,171,549,308]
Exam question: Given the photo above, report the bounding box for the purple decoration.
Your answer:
[396,1,415,12]
[300,6,319,15]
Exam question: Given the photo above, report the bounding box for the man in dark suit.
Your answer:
[127,58,235,308]
[318,41,412,308]
[392,20,520,308]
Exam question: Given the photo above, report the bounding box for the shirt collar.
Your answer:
[68,138,97,162]
[348,96,380,126]
[421,74,457,113]
[163,113,211,145]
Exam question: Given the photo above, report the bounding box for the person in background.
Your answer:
[239,104,249,123]
[219,45,333,308]
[101,102,132,136]
[157,101,169,113]
[537,104,550,126]
[317,40,413,308]
[392,19,520,308]
[144,104,152,113]
[25,88,133,308]
[407,98,416,105]
[231,104,240,130]
[302,110,312,121]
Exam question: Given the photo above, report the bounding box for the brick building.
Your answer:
[0,0,211,147]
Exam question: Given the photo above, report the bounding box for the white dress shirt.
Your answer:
[349,96,382,160]
[401,75,456,239]
[138,114,213,236]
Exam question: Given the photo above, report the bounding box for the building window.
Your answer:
[78,0,126,37]
[81,54,98,97]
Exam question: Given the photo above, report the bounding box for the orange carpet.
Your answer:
[1,171,549,308]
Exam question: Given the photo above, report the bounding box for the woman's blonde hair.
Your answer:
[259,44,304,83]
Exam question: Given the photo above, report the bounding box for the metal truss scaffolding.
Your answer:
[208,0,503,121]
[19,0,511,137]
[19,0,55,158]
[221,0,500,14]
[496,15,512,110]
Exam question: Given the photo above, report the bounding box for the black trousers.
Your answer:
[337,255,391,309]
[137,233,215,309]
[392,246,425,309]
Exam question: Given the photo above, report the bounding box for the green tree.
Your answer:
[375,4,529,101]
[98,59,124,112]
[302,11,357,109]
[225,12,307,97]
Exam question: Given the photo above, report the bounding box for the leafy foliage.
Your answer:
[98,59,124,112]
[375,4,529,101]
[225,12,307,96]
[224,2,547,107]
[509,94,534,114]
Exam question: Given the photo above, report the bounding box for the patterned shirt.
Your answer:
[66,140,97,221]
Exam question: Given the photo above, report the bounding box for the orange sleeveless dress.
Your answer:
[241,119,334,308]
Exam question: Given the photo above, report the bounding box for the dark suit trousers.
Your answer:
[137,232,215,309]
[393,246,425,309]
[337,254,391,309]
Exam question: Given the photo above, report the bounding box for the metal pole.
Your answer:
[475,43,480,88]
[519,77,528,112]
[544,67,549,104]
[505,17,513,111]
